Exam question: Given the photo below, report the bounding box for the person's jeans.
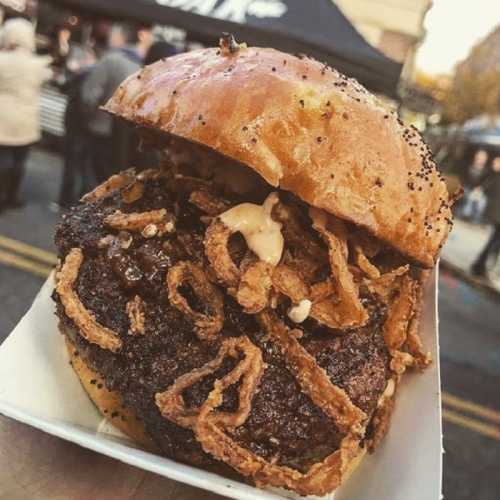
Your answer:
[88,133,114,186]
[461,187,487,223]
[0,144,30,205]
[59,131,92,208]
[473,224,500,273]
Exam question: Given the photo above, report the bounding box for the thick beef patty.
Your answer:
[53,170,390,471]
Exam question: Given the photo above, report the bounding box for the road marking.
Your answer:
[0,249,52,278]
[442,391,500,425]
[0,235,58,266]
[443,408,500,441]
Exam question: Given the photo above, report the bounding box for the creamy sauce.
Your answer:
[288,299,312,323]
[377,378,396,408]
[220,192,284,265]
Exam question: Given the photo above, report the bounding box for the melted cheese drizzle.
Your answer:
[220,192,284,266]
[287,299,312,324]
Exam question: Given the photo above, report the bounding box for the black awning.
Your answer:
[50,0,402,97]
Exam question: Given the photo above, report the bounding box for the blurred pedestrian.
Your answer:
[56,45,96,210]
[81,23,153,184]
[457,149,489,222]
[471,156,500,278]
[144,40,177,66]
[0,18,52,211]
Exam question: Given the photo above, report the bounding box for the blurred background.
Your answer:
[0,1,498,499]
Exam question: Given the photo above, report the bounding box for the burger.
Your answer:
[53,37,453,496]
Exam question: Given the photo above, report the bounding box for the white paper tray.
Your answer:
[0,271,442,500]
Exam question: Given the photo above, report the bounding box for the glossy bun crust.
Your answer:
[104,45,452,267]
[64,335,153,449]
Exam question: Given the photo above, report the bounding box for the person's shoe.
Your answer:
[471,262,486,278]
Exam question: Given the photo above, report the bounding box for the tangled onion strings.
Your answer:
[56,248,122,352]
[382,274,431,374]
[383,275,416,351]
[166,261,224,340]
[364,265,409,303]
[155,336,265,430]
[121,179,144,204]
[192,314,365,496]
[204,219,277,313]
[367,378,397,452]
[272,264,310,302]
[236,259,274,314]
[309,208,368,329]
[272,201,327,264]
[189,190,231,216]
[258,312,366,434]
[405,270,432,368]
[354,245,380,279]
[104,208,175,235]
[126,295,146,335]
[82,169,136,203]
[196,399,361,496]
[204,219,241,290]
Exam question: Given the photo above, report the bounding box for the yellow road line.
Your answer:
[443,409,500,441]
[442,391,500,425]
[0,249,52,278]
[0,235,58,266]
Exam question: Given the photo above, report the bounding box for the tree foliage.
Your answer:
[443,26,500,123]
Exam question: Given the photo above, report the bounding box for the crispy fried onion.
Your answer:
[104,209,175,235]
[258,312,366,433]
[56,248,122,352]
[155,335,264,429]
[82,169,136,203]
[383,274,431,374]
[189,190,231,216]
[166,261,224,340]
[405,271,432,368]
[204,219,241,290]
[367,378,397,452]
[204,218,275,314]
[272,201,327,263]
[308,208,368,329]
[354,245,380,279]
[364,265,409,303]
[236,259,274,314]
[121,180,144,204]
[191,313,366,496]
[126,295,146,335]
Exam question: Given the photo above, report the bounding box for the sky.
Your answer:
[415,0,500,75]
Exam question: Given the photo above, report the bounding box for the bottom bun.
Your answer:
[65,336,155,450]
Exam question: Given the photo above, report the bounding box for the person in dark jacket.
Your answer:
[144,40,177,66]
[471,156,500,277]
[458,149,489,222]
[81,23,153,184]
[57,46,96,209]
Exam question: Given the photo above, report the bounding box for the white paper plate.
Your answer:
[0,271,442,500]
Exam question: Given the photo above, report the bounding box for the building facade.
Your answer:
[335,0,432,79]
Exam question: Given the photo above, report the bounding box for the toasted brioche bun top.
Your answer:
[104,44,452,267]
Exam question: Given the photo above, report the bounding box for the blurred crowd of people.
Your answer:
[454,148,500,277]
[0,17,51,210]
[0,15,178,213]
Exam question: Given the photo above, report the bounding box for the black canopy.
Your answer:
[51,0,402,97]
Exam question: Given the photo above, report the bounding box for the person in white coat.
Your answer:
[0,18,52,210]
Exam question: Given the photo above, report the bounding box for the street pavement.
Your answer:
[442,218,500,293]
[0,148,499,499]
